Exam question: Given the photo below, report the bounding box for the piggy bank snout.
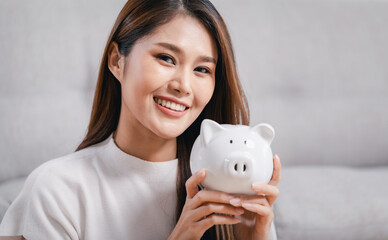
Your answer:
[225,152,254,179]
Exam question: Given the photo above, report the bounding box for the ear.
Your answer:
[200,119,225,147]
[251,123,275,144]
[107,41,125,83]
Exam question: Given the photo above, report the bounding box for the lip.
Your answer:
[154,95,190,108]
[154,95,190,118]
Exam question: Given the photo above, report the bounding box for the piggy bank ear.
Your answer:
[251,123,275,144]
[200,119,225,147]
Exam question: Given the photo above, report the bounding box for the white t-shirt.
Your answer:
[0,135,277,240]
[0,136,178,239]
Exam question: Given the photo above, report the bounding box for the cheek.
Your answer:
[124,61,163,97]
[136,59,172,91]
[195,80,216,107]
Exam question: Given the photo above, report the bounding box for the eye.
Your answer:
[230,140,233,144]
[157,54,175,64]
[244,140,247,144]
[194,67,211,74]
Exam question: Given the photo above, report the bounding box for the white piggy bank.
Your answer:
[190,119,275,195]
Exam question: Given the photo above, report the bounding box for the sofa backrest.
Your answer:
[1,0,388,183]
[0,0,126,183]
[213,0,388,167]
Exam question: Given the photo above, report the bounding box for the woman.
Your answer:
[0,0,281,239]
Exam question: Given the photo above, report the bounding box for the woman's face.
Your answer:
[117,14,217,139]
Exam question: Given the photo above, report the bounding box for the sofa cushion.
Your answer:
[0,177,26,221]
[274,166,388,239]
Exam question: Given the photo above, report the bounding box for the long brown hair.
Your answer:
[77,0,249,239]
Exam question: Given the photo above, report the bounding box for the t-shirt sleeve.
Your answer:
[0,162,80,240]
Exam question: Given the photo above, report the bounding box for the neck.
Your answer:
[113,117,177,162]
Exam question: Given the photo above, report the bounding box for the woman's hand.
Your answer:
[233,155,282,240]
[168,169,245,240]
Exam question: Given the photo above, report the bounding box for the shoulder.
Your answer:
[23,140,108,199]
[31,146,94,178]
[0,140,111,237]
[7,143,104,221]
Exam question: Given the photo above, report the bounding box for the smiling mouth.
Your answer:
[153,97,188,112]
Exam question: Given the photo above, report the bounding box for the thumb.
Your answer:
[185,169,206,199]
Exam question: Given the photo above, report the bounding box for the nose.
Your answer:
[225,152,253,179]
[168,68,192,95]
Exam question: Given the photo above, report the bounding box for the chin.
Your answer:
[151,119,192,139]
[157,131,183,140]
[153,125,186,139]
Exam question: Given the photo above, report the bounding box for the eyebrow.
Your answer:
[155,42,217,64]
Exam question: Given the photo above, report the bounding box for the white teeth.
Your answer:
[154,97,186,112]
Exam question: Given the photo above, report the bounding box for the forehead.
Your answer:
[136,14,218,59]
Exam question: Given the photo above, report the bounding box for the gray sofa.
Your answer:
[1,0,387,239]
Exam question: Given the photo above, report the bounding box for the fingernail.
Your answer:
[235,208,244,215]
[252,183,263,192]
[230,198,241,207]
[275,154,280,160]
[242,203,255,211]
[232,217,241,224]
[196,169,204,177]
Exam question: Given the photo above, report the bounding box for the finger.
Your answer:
[192,203,244,222]
[269,155,282,186]
[251,183,279,206]
[234,195,268,207]
[191,189,235,209]
[199,214,241,233]
[251,183,279,198]
[186,169,206,199]
[241,203,273,219]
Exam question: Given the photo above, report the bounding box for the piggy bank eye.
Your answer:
[230,140,233,144]
[244,140,247,144]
